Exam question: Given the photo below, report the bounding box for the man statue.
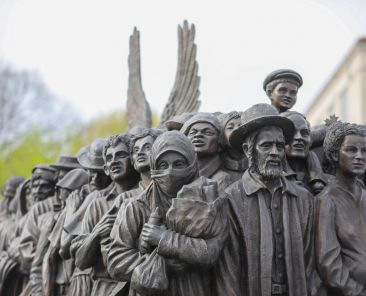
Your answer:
[218,111,247,181]
[217,104,316,296]
[263,69,303,113]
[281,111,328,195]
[315,121,366,296]
[73,133,138,295]
[0,176,25,221]
[17,165,57,274]
[180,112,233,191]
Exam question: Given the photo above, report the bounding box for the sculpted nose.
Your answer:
[270,144,280,156]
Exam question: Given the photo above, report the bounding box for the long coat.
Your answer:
[215,170,316,296]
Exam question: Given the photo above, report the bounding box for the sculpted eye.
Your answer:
[157,161,168,170]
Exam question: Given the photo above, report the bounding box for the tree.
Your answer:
[0,59,79,147]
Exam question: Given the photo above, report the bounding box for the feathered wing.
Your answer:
[160,20,201,124]
[126,27,152,129]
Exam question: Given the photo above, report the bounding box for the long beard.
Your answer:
[257,159,283,180]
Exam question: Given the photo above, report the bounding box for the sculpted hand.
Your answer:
[92,215,117,238]
[165,258,186,273]
[141,223,167,247]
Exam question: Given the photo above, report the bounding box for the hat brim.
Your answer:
[50,163,82,170]
[229,116,295,154]
[77,152,105,171]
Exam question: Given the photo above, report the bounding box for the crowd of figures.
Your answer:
[0,69,366,296]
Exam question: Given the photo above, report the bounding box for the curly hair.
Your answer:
[129,128,163,155]
[323,121,366,169]
[103,133,131,161]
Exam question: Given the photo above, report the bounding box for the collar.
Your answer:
[104,183,119,200]
[242,169,298,197]
[199,154,222,178]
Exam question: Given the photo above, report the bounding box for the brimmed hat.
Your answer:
[51,155,81,170]
[31,165,58,183]
[165,113,195,131]
[229,104,295,153]
[263,69,303,91]
[77,138,106,170]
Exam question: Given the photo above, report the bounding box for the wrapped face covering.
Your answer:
[150,131,198,198]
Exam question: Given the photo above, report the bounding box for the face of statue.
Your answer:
[31,178,54,202]
[104,142,132,183]
[155,151,190,197]
[132,136,154,173]
[187,122,219,156]
[255,127,285,179]
[285,114,311,159]
[270,82,298,112]
[156,151,188,170]
[58,187,72,201]
[224,117,241,146]
[88,169,109,192]
[337,134,366,176]
[2,184,16,200]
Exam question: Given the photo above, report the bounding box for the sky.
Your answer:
[0,0,365,122]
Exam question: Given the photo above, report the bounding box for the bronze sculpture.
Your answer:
[108,131,228,296]
[263,69,303,113]
[281,111,328,194]
[315,121,366,295]
[181,112,233,192]
[218,103,316,296]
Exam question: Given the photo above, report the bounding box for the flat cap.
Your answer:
[263,69,303,91]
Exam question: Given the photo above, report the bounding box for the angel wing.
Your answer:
[160,20,201,124]
[126,27,152,129]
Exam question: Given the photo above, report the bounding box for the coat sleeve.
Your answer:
[315,196,365,295]
[156,198,229,266]
[74,199,103,270]
[107,200,148,281]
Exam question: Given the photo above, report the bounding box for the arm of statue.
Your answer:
[149,198,229,266]
[107,201,148,281]
[75,211,116,270]
[315,197,365,295]
[29,214,54,296]
[18,207,41,273]
[74,199,102,270]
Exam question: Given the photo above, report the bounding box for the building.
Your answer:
[306,37,366,126]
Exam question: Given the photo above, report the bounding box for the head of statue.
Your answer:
[181,113,223,157]
[218,111,242,147]
[130,128,163,173]
[229,104,294,181]
[31,165,57,202]
[324,122,366,177]
[51,155,82,181]
[56,168,88,203]
[77,138,111,192]
[150,131,198,198]
[2,176,25,200]
[103,133,133,183]
[281,111,311,159]
[263,69,303,113]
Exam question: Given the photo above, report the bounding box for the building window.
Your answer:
[340,88,348,121]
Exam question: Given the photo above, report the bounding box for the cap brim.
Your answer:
[229,116,295,154]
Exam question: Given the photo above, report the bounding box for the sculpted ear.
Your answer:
[242,143,249,158]
[104,165,109,176]
[330,151,339,163]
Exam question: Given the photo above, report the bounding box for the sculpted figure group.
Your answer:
[1,67,366,296]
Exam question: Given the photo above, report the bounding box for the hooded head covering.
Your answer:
[146,131,198,213]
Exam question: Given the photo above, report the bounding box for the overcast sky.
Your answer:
[0,0,365,121]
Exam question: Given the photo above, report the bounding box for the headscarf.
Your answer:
[147,131,198,213]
